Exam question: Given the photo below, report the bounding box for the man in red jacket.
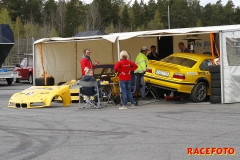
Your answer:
[114,50,138,109]
[80,48,100,76]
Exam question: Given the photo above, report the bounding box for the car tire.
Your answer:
[211,88,221,96]
[211,73,221,80]
[6,78,13,85]
[190,82,208,102]
[211,80,221,88]
[29,73,33,84]
[15,78,20,83]
[35,77,55,86]
[209,65,220,73]
[210,95,221,103]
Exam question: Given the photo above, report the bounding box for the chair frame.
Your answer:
[79,80,105,109]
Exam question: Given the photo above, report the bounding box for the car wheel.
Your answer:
[6,78,13,85]
[190,82,207,102]
[29,73,33,84]
[15,78,20,83]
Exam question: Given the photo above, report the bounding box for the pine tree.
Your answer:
[64,0,83,37]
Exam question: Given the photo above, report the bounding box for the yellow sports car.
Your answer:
[8,85,72,108]
[144,53,213,102]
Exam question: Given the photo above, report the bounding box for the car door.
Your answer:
[19,58,29,79]
[198,59,212,80]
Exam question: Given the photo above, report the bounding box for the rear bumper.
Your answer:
[144,75,195,94]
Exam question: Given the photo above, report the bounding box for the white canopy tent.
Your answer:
[33,24,240,103]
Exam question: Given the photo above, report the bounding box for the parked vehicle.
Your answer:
[0,68,15,85]
[144,53,213,102]
[14,54,33,84]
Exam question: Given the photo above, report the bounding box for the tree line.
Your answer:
[0,0,239,40]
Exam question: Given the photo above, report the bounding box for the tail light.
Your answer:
[146,67,152,73]
[173,73,185,79]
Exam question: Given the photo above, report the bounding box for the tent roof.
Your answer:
[34,24,240,44]
[110,24,240,40]
[34,35,118,44]
[74,30,106,37]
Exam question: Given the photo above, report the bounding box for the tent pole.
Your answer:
[117,37,120,61]
[75,42,77,80]
[219,31,224,104]
[111,43,114,63]
[33,42,35,86]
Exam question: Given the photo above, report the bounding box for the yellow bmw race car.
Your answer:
[144,53,213,102]
[8,85,72,108]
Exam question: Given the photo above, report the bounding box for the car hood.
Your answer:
[8,85,71,108]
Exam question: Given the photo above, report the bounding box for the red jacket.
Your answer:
[80,55,95,76]
[114,59,137,81]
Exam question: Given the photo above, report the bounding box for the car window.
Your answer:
[161,56,196,68]
[94,68,102,75]
[199,59,212,70]
[94,68,115,75]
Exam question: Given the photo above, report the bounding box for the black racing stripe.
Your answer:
[144,75,195,85]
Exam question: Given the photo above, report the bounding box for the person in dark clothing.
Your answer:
[147,45,162,61]
[178,42,190,53]
[146,45,165,99]
[81,68,99,104]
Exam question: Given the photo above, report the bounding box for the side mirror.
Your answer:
[15,64,20,67]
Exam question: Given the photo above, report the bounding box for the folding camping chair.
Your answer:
[145,81,156,99]
[79,80,106,109]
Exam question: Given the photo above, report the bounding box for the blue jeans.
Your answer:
[120,80,134,106]
[133,73,145,98]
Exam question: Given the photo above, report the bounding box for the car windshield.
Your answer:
[161,56,196,68]
[93,64,115,81]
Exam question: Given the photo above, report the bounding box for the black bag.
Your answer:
[113,95,121,104]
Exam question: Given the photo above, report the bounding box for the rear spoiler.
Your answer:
[148,60,188,70]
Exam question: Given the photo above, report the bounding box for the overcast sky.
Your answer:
[80,0,240,7]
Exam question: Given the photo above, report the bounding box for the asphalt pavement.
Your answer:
[0,80,239,160]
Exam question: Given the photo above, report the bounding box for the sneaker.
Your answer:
[119,106,127,109]
[131,104,135,109]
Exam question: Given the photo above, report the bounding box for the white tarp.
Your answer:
[34,38,114,84]
[109,24,240,39]
[34,35,118,44]
[221,31,240,103]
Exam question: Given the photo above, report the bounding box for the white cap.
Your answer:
[141,46,149,51]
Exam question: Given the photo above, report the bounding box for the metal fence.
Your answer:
[2,38,34,66]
